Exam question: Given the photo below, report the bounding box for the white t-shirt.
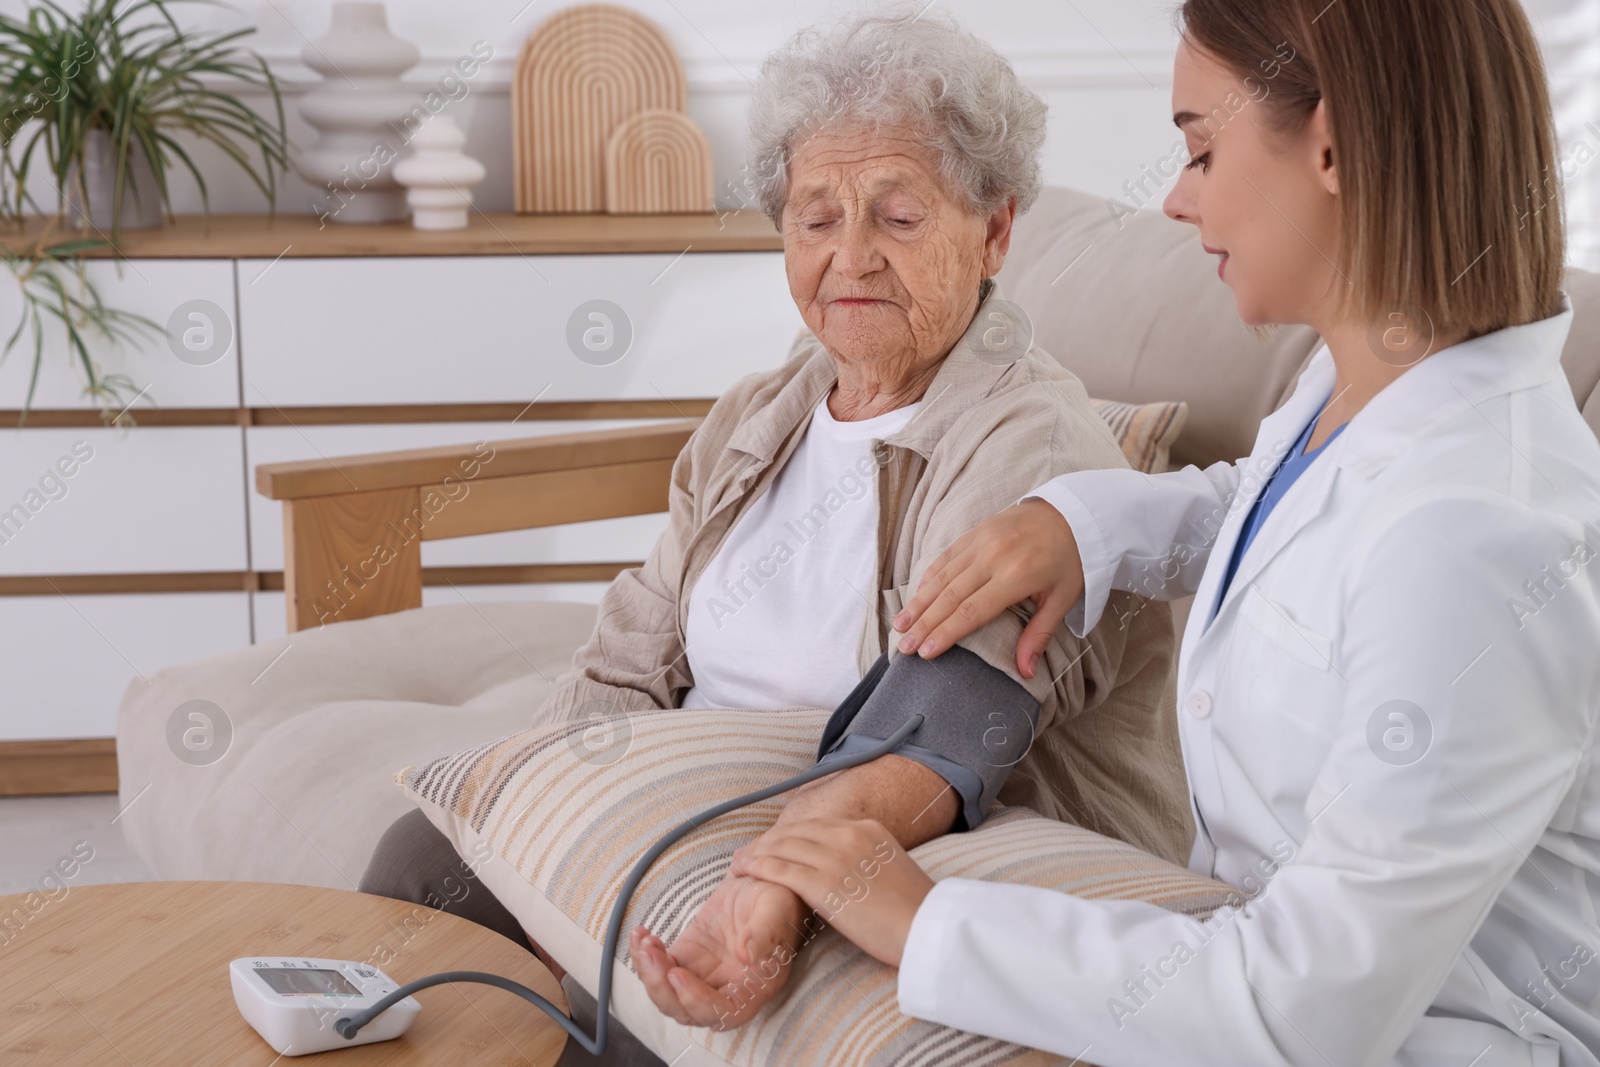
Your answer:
[679,396,921,710]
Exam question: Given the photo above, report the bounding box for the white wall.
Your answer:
[0,0,1182,221]
[1,0,1594,261]
[212,0,1189,218]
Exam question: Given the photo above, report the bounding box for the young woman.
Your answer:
[729,0,1600,1062]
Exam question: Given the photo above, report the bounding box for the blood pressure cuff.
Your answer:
[814,647,1040,832]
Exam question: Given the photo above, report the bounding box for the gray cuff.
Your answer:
[816,645,1039,831]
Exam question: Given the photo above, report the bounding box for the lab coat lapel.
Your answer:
[1210,435,1339,626]
[1187,351,1338,653]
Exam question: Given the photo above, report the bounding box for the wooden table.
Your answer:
[0,881,569,1065]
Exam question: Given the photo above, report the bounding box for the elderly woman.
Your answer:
[361,7,1190,1061]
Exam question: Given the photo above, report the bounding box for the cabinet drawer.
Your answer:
[0,426,247,575]
[0,259,239,410]
[236,253,802,405]
[245,421,672,572]
[0,591,250,740]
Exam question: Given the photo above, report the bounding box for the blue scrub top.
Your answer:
[1211,402,1346,620]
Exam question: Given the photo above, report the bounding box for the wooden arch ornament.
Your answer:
[605,109,713,214]
[512,4,688,214]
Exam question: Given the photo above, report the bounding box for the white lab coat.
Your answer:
[897,297,1600,1066]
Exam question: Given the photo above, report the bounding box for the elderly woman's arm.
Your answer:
[630,646,1038,1029]
[531,425,706,727]
[904,396,1190,865]
[630,743,961,1027]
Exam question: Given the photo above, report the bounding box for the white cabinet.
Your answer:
[237,253,801,405]
[0,426,248,576]
[0,260,240,410]
[0,239,790,747]
[0,591,251,739]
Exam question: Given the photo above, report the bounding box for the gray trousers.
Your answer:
[359,808,667,1067]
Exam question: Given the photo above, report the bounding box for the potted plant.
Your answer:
[0,0,289,232]
[0,0,289,421]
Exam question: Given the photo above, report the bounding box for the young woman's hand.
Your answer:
[730,819,935,968]
[891,499,1085,678]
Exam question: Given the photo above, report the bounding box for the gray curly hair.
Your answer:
[744,4,1048,228]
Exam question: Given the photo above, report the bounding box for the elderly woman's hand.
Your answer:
[730,819,936,968]
[893,499,1085,678]
[630,873,808,1029]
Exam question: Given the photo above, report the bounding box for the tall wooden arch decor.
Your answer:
[604,109,713,214]
[513,4,688,214]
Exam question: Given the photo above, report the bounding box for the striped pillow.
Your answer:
[398,707,1236,1066]
[1089,397,1188,474]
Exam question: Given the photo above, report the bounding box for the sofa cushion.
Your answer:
[397,706,1238,1067]
[1089,397,1187,473]
[997,187,1322,470]
[998,189,1600,462]
[114,600,597,888]
[1561,267,1600,439]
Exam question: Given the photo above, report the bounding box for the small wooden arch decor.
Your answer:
[513,4,688,214]
[605,109,713,214]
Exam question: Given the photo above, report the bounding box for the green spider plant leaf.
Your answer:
[0,0,283,421]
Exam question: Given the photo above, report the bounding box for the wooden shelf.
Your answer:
[0,563,641,598]
[0,397,716,429]
[0,737,116,795]
[0,209,784,258]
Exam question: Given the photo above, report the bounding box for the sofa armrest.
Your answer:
[255,422,695,633]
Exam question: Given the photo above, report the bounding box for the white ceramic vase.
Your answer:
[392,117,485,231]
[295,2,420,224]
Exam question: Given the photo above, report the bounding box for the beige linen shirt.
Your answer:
[536,278,1194,865]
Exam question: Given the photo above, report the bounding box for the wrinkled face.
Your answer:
[781,124,1010,373]
[1163,38,1341,328]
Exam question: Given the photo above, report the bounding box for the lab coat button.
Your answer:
[1186,689,1213,718]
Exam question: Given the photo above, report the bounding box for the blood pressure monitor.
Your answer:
[230,956,420,1055]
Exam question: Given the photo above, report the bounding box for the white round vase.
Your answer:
[392,116,486,231]
[295,2,420,224]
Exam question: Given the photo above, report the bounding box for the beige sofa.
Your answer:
[115,185,1600,889]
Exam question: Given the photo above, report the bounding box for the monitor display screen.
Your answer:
[256,967,362,997]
